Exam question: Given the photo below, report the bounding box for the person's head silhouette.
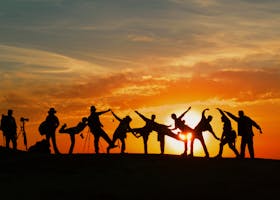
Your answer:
[8,109,13,116]
[124,116,132,122]
[90,106,96,113]
[238,110,244,117]
[171,113,177,120]
[48,108,56,115]
[207,115,213,122]
[151,114,156,121]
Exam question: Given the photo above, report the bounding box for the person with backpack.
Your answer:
[0,110,17,150]
[215,108,239,158]
[44,108,60,154]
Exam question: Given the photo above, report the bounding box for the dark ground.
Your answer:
[0,147,279,200]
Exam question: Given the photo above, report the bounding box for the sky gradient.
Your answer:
[0,0,279,158]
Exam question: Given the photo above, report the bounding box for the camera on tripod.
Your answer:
[20,117,29,122]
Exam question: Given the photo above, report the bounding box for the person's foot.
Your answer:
[59,124,67,133]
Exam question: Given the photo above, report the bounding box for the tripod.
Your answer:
[18,118,28,150]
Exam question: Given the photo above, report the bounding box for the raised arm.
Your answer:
[201,108,210,120]
[223,111,239,122]
[97,109,111,116]
[178,106,191,120]
[135,111,149,122]
[111,110,122,122]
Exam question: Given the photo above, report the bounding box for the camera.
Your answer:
[20,117,29,122]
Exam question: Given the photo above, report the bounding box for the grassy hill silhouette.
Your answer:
[0,146,279,200]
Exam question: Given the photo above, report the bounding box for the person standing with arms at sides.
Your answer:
[45,108,60,154]
[224,110,262,159]
[0,109,17,150]
[215,108,239,158]
[87,105,116,154]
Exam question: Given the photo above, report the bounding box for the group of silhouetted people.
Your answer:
[0,105,263,158]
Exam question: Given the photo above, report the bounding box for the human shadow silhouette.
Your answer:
[59,117,88,154]
[223,110,262,159]
[107,110,137,154]
[87,106,115,154]
[215,108,239,158]
[189,109,220,158]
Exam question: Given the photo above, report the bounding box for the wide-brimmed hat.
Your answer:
[48,107,57,114]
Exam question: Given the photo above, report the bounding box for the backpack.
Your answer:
[38,121,48,135]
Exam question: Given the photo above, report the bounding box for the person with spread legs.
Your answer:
[87,105,116,154]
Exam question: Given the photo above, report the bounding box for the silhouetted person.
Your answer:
[171,106,193,155]
[224,110,262,159]
[87,105,115,154]
[45,108,60,154]
[190,109,220,158]
[135,111,179,154]
[215,108,239,158]
[132,112,156,154]
[107,111,137,154]
[59,117,88,154]
[0,110,17,150]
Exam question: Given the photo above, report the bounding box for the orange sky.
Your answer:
[0,0,279,159]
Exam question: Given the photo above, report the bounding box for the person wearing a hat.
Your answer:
[45,107,60,154]
[107,110,138,154]
[87,105,115,154]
